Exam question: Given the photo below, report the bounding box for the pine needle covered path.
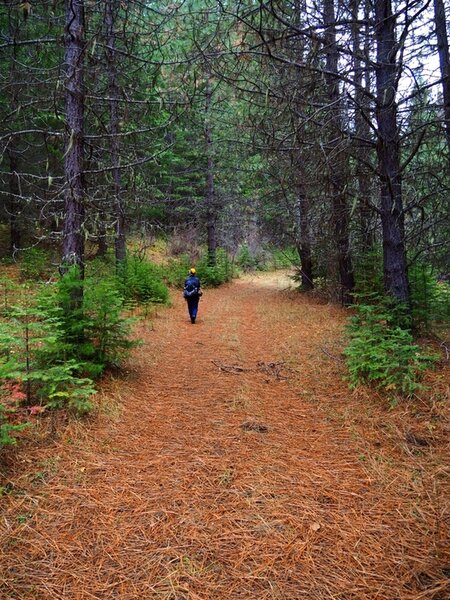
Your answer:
[1,273,449,599]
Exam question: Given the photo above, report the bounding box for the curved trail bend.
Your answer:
[1,273,448,599]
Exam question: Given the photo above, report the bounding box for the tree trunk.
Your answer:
[62,0,85,276]
[374,0,410,305]
[244,198,260,257]
[351,0,375,250]
[105,0,126,267]
[294,190,313,290]
[205,74,217,267]
[7,149,21,256]
[293,0,313,291]
[6,6,22,256]
[433,0,450,152]
[96,209,108,258]
[324,0,355,305]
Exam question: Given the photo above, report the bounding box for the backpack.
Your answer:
[183,281,199,298]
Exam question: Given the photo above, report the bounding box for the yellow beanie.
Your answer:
[190,268,196,274]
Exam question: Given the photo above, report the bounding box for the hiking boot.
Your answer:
[190,316,196,324]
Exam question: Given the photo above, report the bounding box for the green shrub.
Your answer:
[344,303,436,396]
[85,253,116,279]
[353,253,450,332]
[353,249,384,303]
[31,361,96,414]
[0,298,97,414]
[0,267,144,441]
[20,248,51,281]
[117,255,169,304]
[39,267,138,376]
[0,267,138,418]
[0,403,28,447]
[197,248,235,287]
[163,255,191,287]
[268,246,299,269]
[0,277,22,315]
[236,244,262,271]
[409,264,450,332]
[162,249,235,288]
[83,278,138,368]
[0,303,56,404]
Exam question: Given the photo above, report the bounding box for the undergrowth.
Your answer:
[0,264,146,447]
[344,303,437,397]
[163,248,235,287]
[0,401,28,446]
[117,255,169,305]
[345,252,446,398]
[1,244,235,448]
[354,250,450,333]
[19,247,53,281]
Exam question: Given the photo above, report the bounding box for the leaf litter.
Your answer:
[0,273,448,599]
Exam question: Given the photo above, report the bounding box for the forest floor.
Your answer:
[0,272,449,599]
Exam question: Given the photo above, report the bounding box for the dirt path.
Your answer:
[1,274,449,599]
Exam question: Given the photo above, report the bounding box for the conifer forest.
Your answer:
[0,1,449,598]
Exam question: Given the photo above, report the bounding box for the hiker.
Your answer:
[183,267,202,324]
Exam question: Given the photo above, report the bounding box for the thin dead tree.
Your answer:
[323,0,355,304]
[62,0,86,276]
[6,4,22,256]
[204,66,217,267]
[351,0,375,250]
[105,0,126,267]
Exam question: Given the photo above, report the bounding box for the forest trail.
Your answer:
[1,273,449,599]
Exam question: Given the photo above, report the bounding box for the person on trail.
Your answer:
[183,267,202,324]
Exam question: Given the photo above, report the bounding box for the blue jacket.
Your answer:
[184,275,201,296]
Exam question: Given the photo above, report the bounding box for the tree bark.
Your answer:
[96,209,108,257]
[433,0,450,152]
[6,5,22,256]
[374,0,410,305]
[323,0,355,305]
[7,149,21,256]
[351,0,375,250]
[293,187,313,290]
[205,73,217,267]
[293,0,314,291]
[105,0,126,267]
[62,0,85,275]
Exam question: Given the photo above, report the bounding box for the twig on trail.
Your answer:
[212,360,295,380]
[241,421,268,433]
[211,360,252,374]
[320,346,346,363]
[256,361,294,380]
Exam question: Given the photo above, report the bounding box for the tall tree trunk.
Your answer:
[244,198,260,257]
[351,0,375,250]
[105,0,126,268]
[7,149,21,256]
[294,189,313,290]
[293,0,313,290]
[62,0,85,275]
[7,5,21,256]
[205,73,217,267]
[433,0,450,152]
[324,0,355,305]
[374,0,410,305]
[96,208,108,257]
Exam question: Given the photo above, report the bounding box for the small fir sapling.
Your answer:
[344,303,437,396]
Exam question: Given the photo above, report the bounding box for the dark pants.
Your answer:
[186,295,200,320]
